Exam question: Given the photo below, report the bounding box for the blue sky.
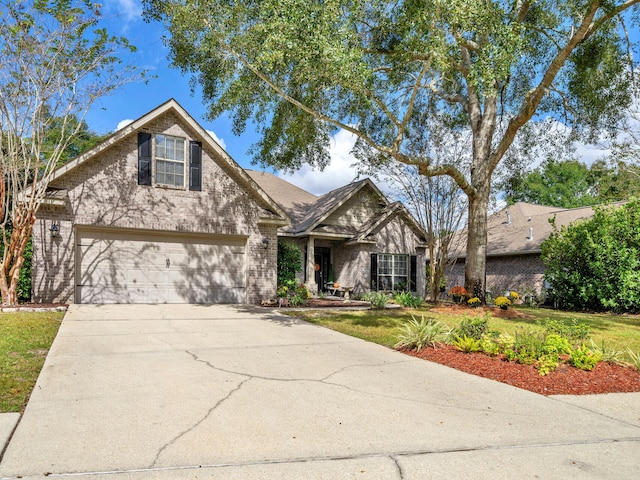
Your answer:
[85,1,361,195]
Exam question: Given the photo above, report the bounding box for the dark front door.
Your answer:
[314,247,331,290]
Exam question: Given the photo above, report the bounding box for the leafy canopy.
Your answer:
[144,0,638,181]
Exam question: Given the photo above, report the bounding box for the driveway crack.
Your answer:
[150,350,253,468]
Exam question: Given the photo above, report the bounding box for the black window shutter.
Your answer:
[189,141,202,191]
[137,132,152,186]
[370,253,378,291]
[410,255,417,292]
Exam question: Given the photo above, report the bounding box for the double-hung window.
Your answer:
[155,134,185,187]
[377,254,408,291]
[138,132,201,190]
[371,253,417,292]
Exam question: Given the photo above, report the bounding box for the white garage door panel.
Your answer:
[76,229,247,304]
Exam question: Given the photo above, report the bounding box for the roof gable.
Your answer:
[47,99,289,224]
[297,178,388,234]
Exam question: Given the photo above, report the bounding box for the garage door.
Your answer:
[76,228,247,304]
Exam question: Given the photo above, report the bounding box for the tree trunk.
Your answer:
[1,214,34,306]
[428,254,439,303]
[464,189,489,301]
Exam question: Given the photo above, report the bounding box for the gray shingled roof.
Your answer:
[246,170,380,235]
[451,201,623,258]
[245,170,318,233]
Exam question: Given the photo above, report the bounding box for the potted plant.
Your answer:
[467,297,481,308]
[448,285,467,303]
[495,296,511,310]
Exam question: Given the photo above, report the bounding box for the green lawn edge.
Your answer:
[0,311,64,413]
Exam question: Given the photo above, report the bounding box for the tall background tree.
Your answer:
[502,158,640,208]
[0,0,140,305]
[143,0,640,300]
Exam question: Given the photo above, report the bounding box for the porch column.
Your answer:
[306,237,317,294]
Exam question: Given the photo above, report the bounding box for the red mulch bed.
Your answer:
[403,343,640,395]
[415,303,640,395]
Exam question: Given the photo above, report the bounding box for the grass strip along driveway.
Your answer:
[0,311,64,412]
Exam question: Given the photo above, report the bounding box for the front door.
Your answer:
[314,247,331,290]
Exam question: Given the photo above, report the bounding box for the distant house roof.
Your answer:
[451,201,624,259]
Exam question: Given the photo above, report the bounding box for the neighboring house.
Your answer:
[246,171,428,296]
[32,99,289,304]
[447,202,604,299]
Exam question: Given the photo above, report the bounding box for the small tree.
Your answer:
[541,200,640,313]
[277,240,302,286]
[0,1,140,305]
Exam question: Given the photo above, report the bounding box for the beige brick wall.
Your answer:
[447,254,546,299]
[33,111,278,304]
[286,214,427,297]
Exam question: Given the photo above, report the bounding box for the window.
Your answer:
[377,254,408,291]
[371,253,417,292]
[155,134,185,187]
[137,133,202,190]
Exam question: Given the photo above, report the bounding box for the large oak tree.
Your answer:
[144,0,639,299]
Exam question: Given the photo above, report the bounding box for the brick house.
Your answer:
[32,99,427,304]
[32,99,289,304]
[246,171,428,297]
[447,202,602,299]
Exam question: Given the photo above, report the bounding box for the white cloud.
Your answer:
[206,130,227,150]
[116,119,134,131]
[277,129,360,195]
[107,0,142,23]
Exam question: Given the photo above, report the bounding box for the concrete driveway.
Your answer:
[1,304,639,479]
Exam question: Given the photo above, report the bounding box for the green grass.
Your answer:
[287,305,640,363]
[0,311,63,412]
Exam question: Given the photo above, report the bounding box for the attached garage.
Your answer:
[75,227,247,304]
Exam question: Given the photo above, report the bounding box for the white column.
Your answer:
[306,237,317,294]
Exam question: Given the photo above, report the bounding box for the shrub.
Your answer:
[393,291,422,308]
[538,318,590,346]
[368,291,388,310]
[541,199,640,313]
[625,348,640,371]
[588,339,624,364]
[542,334,573,355]
[277,241,302,286]
[569,345,602,371]
[536,354,560,376]
[394,316,444,351]
[452,335,481,353]
[456,314,490,340]
[480,334,501,356]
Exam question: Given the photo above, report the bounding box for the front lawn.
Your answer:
[0,311,64,412]
[287,304,640,362]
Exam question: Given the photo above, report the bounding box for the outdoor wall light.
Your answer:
[262,237,270,249]
[49,222,60,238]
